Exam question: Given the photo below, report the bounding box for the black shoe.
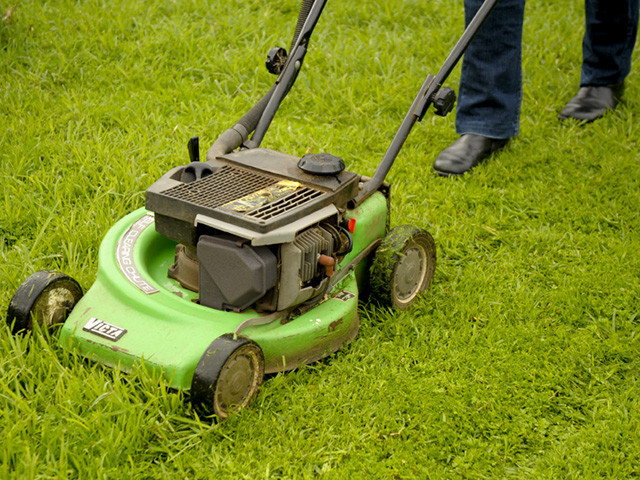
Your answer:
[558,83,624,122]
[433,134,509,177]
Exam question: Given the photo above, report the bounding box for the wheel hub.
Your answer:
[394,243,427,301]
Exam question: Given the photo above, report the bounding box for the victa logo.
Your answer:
[82,317,127,342]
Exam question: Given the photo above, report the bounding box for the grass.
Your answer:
[1,0,639,478]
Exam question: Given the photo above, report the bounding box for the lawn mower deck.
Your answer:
[59,183,386,386]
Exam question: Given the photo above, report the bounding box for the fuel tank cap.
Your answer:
[297,153,345,176]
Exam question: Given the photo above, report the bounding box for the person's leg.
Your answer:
[558,0,639,121]
[433,0,525,176]
[455,0,526,139]
[581,0,639,86]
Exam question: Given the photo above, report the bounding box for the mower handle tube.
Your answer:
[207,0,317,160]
[353,0,499,205]
[291,0,315,52]
[207,85,276,160]
[246,0,328,149]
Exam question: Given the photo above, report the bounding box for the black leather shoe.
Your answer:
[433,134,509,177]
[558,83,624,122]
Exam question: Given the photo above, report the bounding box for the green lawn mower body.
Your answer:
[59,185,387,390]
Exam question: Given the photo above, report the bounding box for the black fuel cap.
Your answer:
[297,153,345,176]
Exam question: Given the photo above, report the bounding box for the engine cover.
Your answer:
[197,235,277,312]
[146,148,358,245]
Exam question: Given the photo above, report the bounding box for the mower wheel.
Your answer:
[6,270,83,334]
[370,225,436,310]
[190,334,265,421]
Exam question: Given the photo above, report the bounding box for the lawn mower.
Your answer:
[6,0,498,419]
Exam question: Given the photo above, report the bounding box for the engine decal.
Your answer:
[83,317,127,342]
[116,213,159,294]
[222,180,300,212]
[334,290,356,302]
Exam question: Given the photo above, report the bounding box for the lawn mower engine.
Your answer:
[146,147,361,313]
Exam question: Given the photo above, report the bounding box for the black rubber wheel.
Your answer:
[6,270,83,334]
[370,225,436,310]
[190,334,265,421]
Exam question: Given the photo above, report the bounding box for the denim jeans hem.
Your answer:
[455,121,518,140]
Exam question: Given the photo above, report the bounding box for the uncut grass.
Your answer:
[2,0,640,478]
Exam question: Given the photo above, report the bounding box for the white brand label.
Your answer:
[82,317,127,341]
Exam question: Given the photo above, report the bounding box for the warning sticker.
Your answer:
[334,291,356,302]
[222,180,300,212]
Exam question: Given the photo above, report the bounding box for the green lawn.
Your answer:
[2,0,639,478]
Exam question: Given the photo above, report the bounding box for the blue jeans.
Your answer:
[456,0,640,139]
